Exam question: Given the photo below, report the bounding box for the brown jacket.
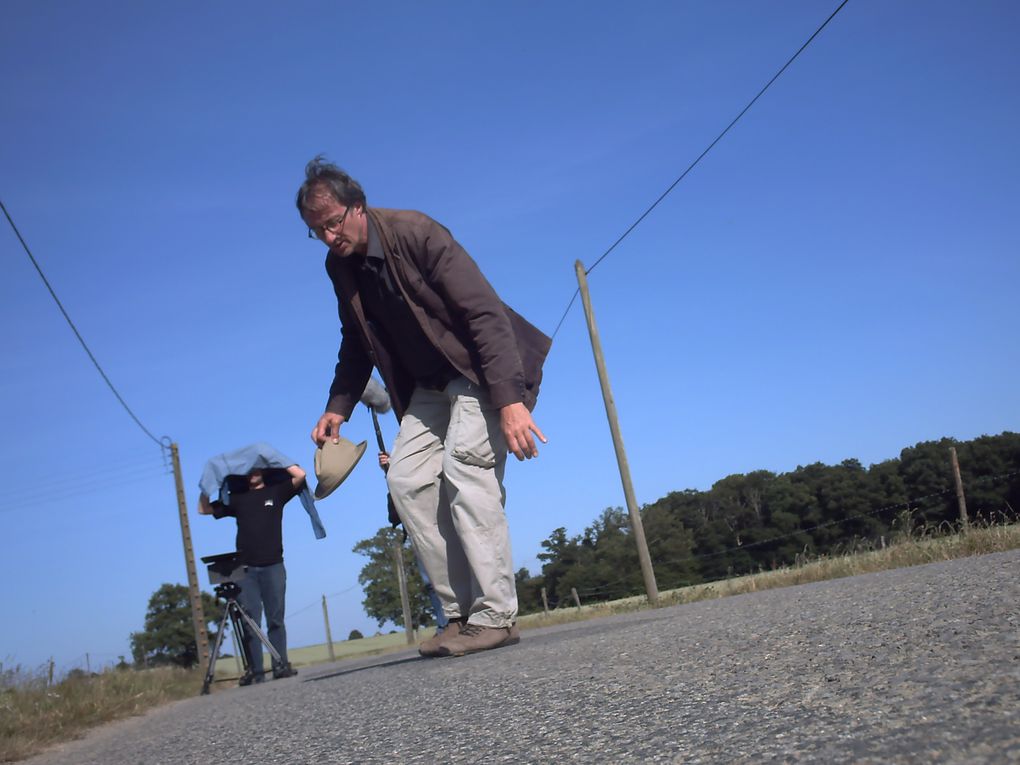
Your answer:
[323,207,551,421]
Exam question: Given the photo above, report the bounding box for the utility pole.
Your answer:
[169,442,210,669]
[392,538,415,645]
[575,261,659,604]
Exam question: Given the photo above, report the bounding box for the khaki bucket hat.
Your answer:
[313,437,367,499]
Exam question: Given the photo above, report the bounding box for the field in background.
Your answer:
[210,629,417,682]
[4,521,1018,763]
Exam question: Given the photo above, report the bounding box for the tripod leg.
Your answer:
[229,621,244,675]
[201,604,233,695]
[227,602,253,675]
[234,601,283,666]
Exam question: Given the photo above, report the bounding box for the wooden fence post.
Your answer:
[949,446,969,531]
[540,587,549,614]
[571,587,582,610]
[322,595,336,662]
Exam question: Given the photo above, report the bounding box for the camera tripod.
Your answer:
[200,580,282,695]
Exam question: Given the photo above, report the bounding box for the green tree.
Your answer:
[129,583,220,668]
[866,457,908,532]
[347,629,364,640]
[514,567,546,615]
[758,473,817,565]
[955,433,1020,522]
[523,432,1019,596]
[353,526,435,629]
[567,507,641,601]
[898,438,957,525]
[642,496,698,589]
[536,527,582,607]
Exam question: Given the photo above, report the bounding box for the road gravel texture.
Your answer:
[25,550,1019,764]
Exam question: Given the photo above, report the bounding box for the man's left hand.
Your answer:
[500,402,547,461]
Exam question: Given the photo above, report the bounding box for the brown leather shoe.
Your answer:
[436,622,520,657]
[418,619,463,658]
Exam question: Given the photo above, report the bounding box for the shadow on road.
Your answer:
[304,653,424,682]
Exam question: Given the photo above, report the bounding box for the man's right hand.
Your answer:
[311,412,346,446]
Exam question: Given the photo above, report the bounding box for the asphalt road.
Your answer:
[26,550,1020,764]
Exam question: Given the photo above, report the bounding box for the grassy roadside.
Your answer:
[0,632,420,763]
[518,520,1020,629]
[0,665,199,763]
[4,521,1018,762]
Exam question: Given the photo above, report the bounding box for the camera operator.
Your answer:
[199,464,305,684]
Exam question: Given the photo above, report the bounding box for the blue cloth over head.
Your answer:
[198,441,326,540]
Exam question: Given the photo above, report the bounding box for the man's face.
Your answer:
[248,469,265,490]
[302,191,367,258]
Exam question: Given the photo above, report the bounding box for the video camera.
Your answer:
[200,552,246,598]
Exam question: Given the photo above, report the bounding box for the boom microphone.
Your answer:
[360,377,391,414]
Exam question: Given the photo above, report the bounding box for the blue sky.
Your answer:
[2,1,1017,673]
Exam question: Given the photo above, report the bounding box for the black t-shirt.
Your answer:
[214,480,298,566]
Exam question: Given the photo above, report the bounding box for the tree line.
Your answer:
[130,432,1018,664]
[514,432,1020,613]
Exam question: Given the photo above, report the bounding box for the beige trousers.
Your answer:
[386,376,517,627]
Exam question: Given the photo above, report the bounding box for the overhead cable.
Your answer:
[551,0,851,340]
[0,471,176,514]
[1,198,164,448]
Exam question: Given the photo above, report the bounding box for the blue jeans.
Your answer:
[238,562,288,677]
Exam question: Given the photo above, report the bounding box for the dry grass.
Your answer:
[1,633,433,761]
[4,521,1018,762]
[0,665,201,762]
[660,519,1020,607]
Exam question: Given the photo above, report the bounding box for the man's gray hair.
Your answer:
[296,155,367,214]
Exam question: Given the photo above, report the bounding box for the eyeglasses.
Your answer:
[307,207,350,240]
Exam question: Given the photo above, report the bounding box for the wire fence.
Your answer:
[535,467,1018,607]
[286,582,362,621]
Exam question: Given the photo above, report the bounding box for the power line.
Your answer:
[550,290,580,343]
[1,198,164,448]
[4,466,172,513]
[11,452,168,497]
[550,0,851,341]
[286,583,362,619]
[585,0,849,276]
